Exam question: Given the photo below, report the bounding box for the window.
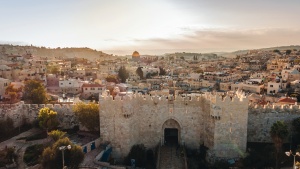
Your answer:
[85,88,87,90]
[69,83,71,85]
[270,85,273,87]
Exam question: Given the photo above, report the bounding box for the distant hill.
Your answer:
[220,45,300,58]
[0,44,113,60]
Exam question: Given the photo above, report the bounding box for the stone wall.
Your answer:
[209,95,249,159]
[247,104,300,143]
[99,92,249,160]
[0,102,78,129]
[100,95,207,158]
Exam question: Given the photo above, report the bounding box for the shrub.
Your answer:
[41,137,84,169]
[124,144,146,167]
[23,144,44,166]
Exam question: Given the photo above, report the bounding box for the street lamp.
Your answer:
[59,145,71,169]
[285,150,300,169]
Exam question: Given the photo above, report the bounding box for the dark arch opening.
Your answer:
[164,128,178,146]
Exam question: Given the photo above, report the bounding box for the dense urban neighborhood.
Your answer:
[1,45,300,168]
[1,45,300,105]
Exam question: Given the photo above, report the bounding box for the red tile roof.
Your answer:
[277,97,296,104]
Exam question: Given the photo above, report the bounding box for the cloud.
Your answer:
[120,28,300,53]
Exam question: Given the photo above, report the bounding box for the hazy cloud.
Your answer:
[110,28,300,54]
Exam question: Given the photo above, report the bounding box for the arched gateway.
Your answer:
[99,92,249,160]
[162,119,181,146]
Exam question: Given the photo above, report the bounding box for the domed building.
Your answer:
[132,51,140,62]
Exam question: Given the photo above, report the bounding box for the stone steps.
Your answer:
[159,145,184,169]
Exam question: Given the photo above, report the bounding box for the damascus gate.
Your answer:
[99,91,249,160]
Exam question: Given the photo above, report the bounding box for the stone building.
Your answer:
[99,91,249,160]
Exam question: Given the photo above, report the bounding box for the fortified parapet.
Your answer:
[207,92,249,160]
[248,102,300,143]
[0,102,79,129]
[99,91,250,161]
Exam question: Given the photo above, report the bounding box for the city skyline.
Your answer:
[1,0,300,55]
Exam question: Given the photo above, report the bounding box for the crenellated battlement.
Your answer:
[99,91,249,106]
[0,102,78,129]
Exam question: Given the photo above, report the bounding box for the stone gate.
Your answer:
[99,92,249,160]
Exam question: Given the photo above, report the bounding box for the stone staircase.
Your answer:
[159,145,184,169]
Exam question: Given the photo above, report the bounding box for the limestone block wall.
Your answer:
[247,104,300,142]
[99,94,208,158]
[209,95,249,159]
[0,102,78,129]
[99,96,138,158]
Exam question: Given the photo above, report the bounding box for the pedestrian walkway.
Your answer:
[0,128,49,169]
[80,147,103,169]
[159,145,184,169]
[0,128,41,150]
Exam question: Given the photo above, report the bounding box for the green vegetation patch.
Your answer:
[24,144,44,166]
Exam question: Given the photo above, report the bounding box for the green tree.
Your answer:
[106,75,119,83]
[5,84,22,103]
[118,66,129,83]
[48,130,66,142]
[23,80,47,104]
[136,67,143,79]
[73,102,99,132]
[38,107,59,133]
[293,117,300,132]
[47,65,60,74]
[292,117,300,144]
[270,121,288,169]
[159,67,166,75]
[194,68,203,74]
[41,137,84,169]
[286,49,292,55]
[5,147,17,164]
[242,144,275,168]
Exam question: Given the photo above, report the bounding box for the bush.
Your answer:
[242,143,275,168]
[0,117,14,138]
[186,145,209,169]
[124,144,146,167]
[23,144,44,166]
[0,148,17,167]
[41,137,84,169]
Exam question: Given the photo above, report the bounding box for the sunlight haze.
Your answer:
[0,0,300,55]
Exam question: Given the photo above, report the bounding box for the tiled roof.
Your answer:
[277,97,296,104]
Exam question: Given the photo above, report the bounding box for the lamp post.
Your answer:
[59,145,71,169]
[285,150,300,169]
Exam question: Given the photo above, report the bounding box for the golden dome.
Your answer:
[132,51,140,57]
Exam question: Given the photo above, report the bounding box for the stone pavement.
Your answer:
[80,147,103,169]
[0,128,49,169]
[159,145,184,169]
[0,128,41,150]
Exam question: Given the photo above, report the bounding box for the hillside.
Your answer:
[221,45,300,58]
[0,44,113,60]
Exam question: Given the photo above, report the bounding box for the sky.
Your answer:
[0,0,300,55]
